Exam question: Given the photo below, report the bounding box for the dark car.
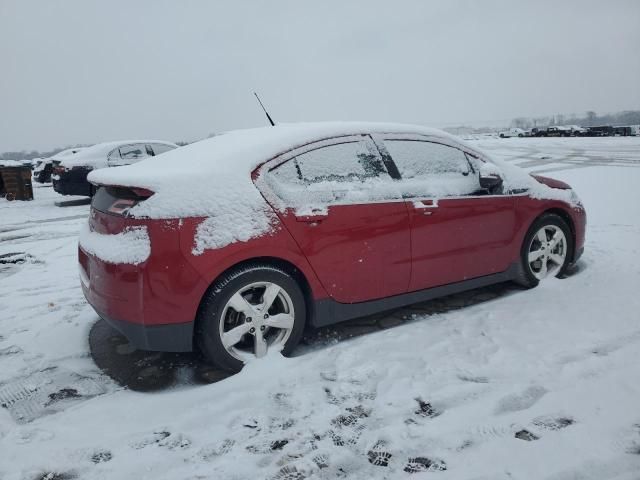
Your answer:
[34,148,86,183]
[79,122,586,373]
[52,140,178,197]
[586,126,614,137]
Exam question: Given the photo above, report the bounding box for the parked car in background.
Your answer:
[52,140,178,197]
[544,126,572,137]
[34,147,86,183]
[568,125,587,136]
[613,126,633,136]
[586,126,614,137]
[498,128,526,138]
[80,122,586,372]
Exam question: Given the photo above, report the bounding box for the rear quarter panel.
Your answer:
[178,216,330,301]
[85,211,209,326]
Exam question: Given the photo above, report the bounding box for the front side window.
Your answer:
[383,140,479,198]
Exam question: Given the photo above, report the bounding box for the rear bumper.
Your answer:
[53,168,92,196]
[96,309,194,352]
[79,223,207,352]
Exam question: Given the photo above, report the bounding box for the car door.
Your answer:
[262,135,411,303]
[378,135,517,292]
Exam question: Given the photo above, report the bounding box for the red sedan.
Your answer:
[79,123,586,372]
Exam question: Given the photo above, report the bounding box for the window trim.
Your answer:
[253,131,513,207]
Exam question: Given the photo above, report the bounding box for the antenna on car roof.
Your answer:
[253,92,276,127]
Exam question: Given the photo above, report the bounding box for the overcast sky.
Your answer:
[1,0,639,152]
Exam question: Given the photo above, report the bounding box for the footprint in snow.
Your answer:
[414,398,441,418]
[197,438,235,461]
[33,472,76,480]
[368,449,392,467]
[515,429,539,441]
[130,430,191,450]
[404,457,447,473]
[494,385,547,414]
[90,450,112,464]
[532,415,575,431]
[271,465,306,480]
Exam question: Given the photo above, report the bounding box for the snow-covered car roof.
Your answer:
[88,122,472,217]
[89,122,466,187]
[59,140,178,168]
[87,122,574,225]
[49,147,87,161]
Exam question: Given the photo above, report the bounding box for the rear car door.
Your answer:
[378,135,517,291]
[261,135,411,303]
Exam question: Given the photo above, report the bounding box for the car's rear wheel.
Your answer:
[196,264,306,372]
[514,213,573,288]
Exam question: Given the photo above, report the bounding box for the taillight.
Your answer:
[91,186,154,216]
[53,165,65,175]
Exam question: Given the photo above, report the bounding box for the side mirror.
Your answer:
[479,163,503,191]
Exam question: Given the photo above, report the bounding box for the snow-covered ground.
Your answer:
[1,137,640,480]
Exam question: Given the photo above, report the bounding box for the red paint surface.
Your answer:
[80,171,586,332]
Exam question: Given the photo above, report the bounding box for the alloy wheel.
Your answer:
[218,281,295,362]
[527,225,567,280]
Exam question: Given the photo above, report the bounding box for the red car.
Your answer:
[80,123,586,372]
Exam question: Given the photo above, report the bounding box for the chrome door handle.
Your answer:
[413,199,439,209]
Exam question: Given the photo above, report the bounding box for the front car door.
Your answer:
[375,134,518,292]
[260,135,411,304]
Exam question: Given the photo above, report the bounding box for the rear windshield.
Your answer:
[91,186,143,214]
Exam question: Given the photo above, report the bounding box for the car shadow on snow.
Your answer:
[89,277,555,393]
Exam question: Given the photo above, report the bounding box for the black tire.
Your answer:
[500,134,505,138]
[196,264,306,372]
[513,213,574,288]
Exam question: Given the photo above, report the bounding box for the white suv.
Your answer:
[498,128,526,138]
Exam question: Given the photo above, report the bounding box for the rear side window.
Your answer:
[270,140,385,185]
[119,144,148,161]
[384,140,471,178]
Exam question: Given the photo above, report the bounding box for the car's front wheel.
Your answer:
[515,213,573,288]
[196,264,306,372]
